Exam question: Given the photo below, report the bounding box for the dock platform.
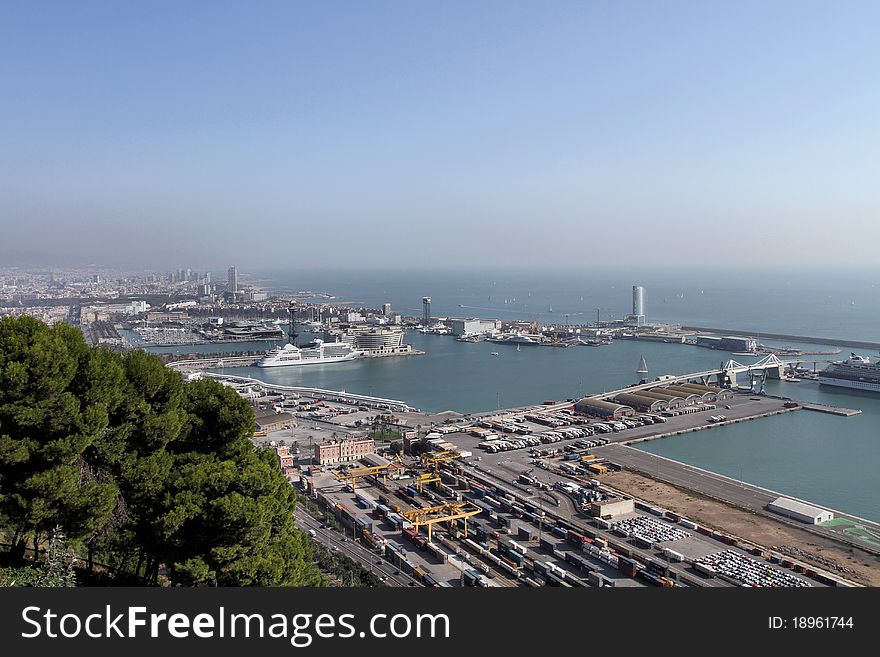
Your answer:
[802,403,862,416]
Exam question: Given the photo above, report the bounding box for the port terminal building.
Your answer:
[574,399,634,419]
[314,436,376,466]
[444,317,500,337]
[612,383,733,413]
[767,497,834,524]
[695,335,758,352]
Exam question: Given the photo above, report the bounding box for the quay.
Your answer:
[201,372,416,412]
[166,348,425,370]
[592,443,880,557]
[682,325,880,351]
[802,403,862,417]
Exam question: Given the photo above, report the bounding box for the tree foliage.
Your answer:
[0,317,322,586]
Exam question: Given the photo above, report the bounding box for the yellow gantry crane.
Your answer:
[333,463,402,491]
[414,471,442,492]
[416,449,461,492]
[400,501,482,542]
[420,449,461,469]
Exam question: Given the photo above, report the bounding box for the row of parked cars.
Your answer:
[612,515,692,545]
[697,550,810,587]
[483,435,544,453]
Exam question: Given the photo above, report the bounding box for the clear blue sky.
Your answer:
[2,1,879,269]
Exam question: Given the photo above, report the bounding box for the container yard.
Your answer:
[294,436,850,588]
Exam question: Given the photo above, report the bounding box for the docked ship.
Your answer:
[489,332,543,345]
[818,353,880,393]
[257,339,360,367]
[257,305,360,367]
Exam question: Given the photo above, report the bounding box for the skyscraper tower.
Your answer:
[632,285,646,326]
[422,297,431,325]
[228,266,239,293]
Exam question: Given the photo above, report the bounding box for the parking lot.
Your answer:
[696,550,810,587]
[612,515,692,544]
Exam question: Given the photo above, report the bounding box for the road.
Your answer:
[294,507,422,587]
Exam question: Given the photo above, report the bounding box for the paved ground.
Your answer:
[595,443,880,557]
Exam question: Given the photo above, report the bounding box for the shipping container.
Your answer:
[695,562,716,577]
[662,548,684,562]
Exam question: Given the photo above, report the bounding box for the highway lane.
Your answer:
[294,508,422,587]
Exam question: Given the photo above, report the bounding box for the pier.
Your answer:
[682,325,880,351]
[201,372,416,412]
[802,403,862,417]
[593,443,880,557]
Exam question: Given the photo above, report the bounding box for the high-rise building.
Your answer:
[228,266,239,293]
[422,297,431,325]
[382,303,392,318]
[632,285,646,326]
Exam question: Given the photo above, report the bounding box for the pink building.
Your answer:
[314,436,375,465]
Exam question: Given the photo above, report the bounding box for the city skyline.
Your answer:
[3,1,880,269]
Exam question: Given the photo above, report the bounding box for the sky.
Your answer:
[1,1,879,270]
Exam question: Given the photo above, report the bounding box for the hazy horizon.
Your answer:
[3,1,880,269]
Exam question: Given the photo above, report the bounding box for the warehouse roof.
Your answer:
[613,392,665,409]
[768,497,831,519]
[576,399,631,411]
[637,389,683,402]
[673,383,721,395]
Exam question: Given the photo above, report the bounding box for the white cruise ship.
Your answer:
[257,339,361,368]
[818,353,880,393]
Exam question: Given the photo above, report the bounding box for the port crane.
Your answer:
[401,501,483,542]
[333,462,402,491]
[415,450,461,491]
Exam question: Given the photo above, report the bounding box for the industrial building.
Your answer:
[635,388,687,409]
[590,497,635,519]
[657,386,701,404]
[314,436,376,465]
[360,453,393,468]
[695,334,758,353]
[613,392,667,412]
[767,497,834,524]
[667,383,733,401]
[720,336,758,352]
[254,407,295,433]
[574,398,634,419]
[445,317,499,337]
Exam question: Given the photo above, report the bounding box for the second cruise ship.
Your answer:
[818,353,880,393]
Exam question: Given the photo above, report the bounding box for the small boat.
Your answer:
[490,352,499,356]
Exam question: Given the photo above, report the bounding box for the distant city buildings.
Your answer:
[227,266,239,293]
